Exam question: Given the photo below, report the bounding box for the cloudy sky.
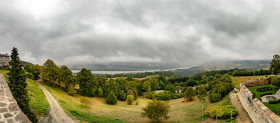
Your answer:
[0,0,279,65]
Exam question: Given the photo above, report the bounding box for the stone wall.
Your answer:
[238,82,280,123]
[0,73,31,123]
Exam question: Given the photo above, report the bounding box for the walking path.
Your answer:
[230,93,252,123]
[37,82,77,123]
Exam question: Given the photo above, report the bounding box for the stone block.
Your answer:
[7,119,13,123]
[5,90,12,97]
[0,102,7,107]
[0,108,7,113]
[4,113,13,118]
[9,103,19,112]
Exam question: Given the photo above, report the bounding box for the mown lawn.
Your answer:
[0,70,49,118]
[263,102,280,115]
[248,85,278,99]
[41,82,234,123]
[231,76,267,89]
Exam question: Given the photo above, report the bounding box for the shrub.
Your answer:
[172,93,184,99]
[80,97,91,107]
[152,91,172,101]
[269,99,280,104]
[209,93,221,103]
[146,92,155,99]
[119,90,127,101]
[106,91,117,105]
[126,94,134,105]
[67,88,77,96]
[142,100,170,122]
[256,87,272,92]
[205,105,238,119]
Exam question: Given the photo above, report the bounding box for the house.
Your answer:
[0,54,11,66]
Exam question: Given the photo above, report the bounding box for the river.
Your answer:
[71,66,195,75]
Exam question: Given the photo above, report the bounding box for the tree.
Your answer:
[143,80,152,93]
[76,68,96,96]
[164,84,175,93]
[271,76,280,88]
[142,100,170,122]
[270,54,280,75]
[41,59,60,86]
[8,47,37,123]
[58,65,75,91]
[184,87,196,101]
[126,94,134,105]
[119,90,127,101]
[106,91,117,105]
[80,97,91,107]
[150,78,160,91]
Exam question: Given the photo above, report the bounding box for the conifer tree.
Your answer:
[8,47,37,123]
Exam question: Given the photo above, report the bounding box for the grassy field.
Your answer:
[263,102,280,115]
[231,75,267,89]
[41,82,233,123]
[26,79,49,117]
[248,85,278,99]
[0,70,49,118]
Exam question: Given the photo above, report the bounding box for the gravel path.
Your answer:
[37,82,77,123]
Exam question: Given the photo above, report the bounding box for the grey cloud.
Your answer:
[0,0,279,65]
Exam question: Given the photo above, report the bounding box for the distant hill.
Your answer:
[172,60,270,76]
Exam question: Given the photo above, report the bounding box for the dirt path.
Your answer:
[37,82,77,123]
[230,93,252,123]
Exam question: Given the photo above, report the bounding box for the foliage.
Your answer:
[248,85,278,99]
[268,99,280,104]
[270,54,280,74]
[67,88,77,96]
[41,59,60,86]
[172,93,184,99]
[58,65,75,91]
[256,87,272,92]
[270,76,280,88]
[126,94,134,105]
[142,100,170,122]
[152,91,172,101]
[106,91,117,105]
[76,68,96,97]
[209,93,221,103]
[8,47,37,123]
[164,84,175,93]
[205,105,238,119]
[184,87,196,101]
[135,100,139,105]
[119,90,127,101]
[80,97,91,107]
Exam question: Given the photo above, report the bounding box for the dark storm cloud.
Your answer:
[0,0,279,65]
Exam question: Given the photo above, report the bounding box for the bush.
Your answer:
[184,87,196,101]
[119,90,127,101]
[67,88,77,96]
[205,105,238,119]
[269,99,280,104]
[141,100,170,122]
[209,93,221,103]
[126,94,134,105]
[172,93,184,99]
[146,92,155,99]
[106,91,117,105]
[256,87,272,92]
[152,91,172,101]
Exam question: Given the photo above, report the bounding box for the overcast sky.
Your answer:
[0,0,279,65]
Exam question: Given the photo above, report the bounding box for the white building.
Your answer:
[0,54,11,66]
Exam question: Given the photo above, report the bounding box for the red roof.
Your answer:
[0,54,9,57]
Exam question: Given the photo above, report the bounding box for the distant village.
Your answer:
[0,53,11,66]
